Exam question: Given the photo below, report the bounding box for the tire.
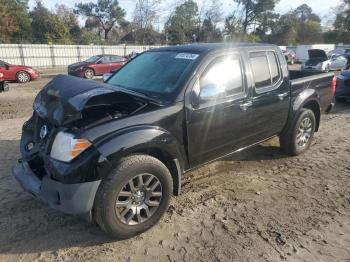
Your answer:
[94,154,173,239]
[84,68,94,79]
[3,83,9,92]
[280,109,316,156]
[16,71,31,83]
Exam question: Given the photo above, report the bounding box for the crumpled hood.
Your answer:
[33,75,152,126]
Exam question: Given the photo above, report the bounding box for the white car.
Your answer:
[302,49,348,72]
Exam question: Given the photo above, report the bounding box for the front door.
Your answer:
[186,53,253,166]
[93,56,111,75]
[247,51,290,142]
[330,55,347,70]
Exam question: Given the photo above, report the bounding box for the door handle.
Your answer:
[278,92,289,100]
[240,101,253,111]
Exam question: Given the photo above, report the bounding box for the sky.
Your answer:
[28,0,341,27]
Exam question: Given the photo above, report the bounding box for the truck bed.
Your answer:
[289,70,334,113]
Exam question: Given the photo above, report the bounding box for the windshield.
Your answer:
[107,51,200,100]
[85,56,100,63]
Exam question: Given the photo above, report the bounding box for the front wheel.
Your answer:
[84,68,94,79]
[280,109,316,156]
[94,154,173,239]
[16,71,31,83]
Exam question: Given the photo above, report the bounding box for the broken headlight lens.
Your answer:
[50,131,91,162]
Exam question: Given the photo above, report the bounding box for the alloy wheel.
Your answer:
[85,69,94,79]
[296,117,313,148]
[115,173,162,225]
[17,72,30,83]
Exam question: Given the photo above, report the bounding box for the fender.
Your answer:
[292,88,320,113]
[282,88,321,134]
[95,125,186,195]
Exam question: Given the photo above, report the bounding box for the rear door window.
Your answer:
[100,56,110,63]
[250,51,281,92]
[110,55,124,63]
[267,52,280,84]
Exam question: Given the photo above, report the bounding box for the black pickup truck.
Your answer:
[13,43,335,238]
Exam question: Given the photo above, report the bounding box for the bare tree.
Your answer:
[132,0,162,44]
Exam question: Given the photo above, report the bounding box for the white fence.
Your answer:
[0,44,162,68]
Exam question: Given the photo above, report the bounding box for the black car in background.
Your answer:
[335,70,350,102]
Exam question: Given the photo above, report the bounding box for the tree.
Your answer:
[0,0,32,43]
[198,0,223,42]
[75,0,126,40]
[224,11,243,40]
[268,4,322,45]
[325,0,350,43]
[30,1,71,44]
[55,4,82,43]
[132,0,161,44]
[293,4,322,44]
[233,0,279,34]
[165,0,200,44]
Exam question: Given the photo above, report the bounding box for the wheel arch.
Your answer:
[302,100,321,132]
[292,89,321,132]
[95,127,186,196]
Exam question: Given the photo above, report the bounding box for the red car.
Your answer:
[68,55,128,79]
[0,72,9,92]
[0,60,39,83]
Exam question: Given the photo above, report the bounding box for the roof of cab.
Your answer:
[149,43,277,54]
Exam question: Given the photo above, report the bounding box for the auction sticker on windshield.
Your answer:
[175,53,199,60]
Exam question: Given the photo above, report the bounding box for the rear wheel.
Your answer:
[84,68,94,79]
[16,71,31,83]
[94,154,173,239]
[280,109,316,156]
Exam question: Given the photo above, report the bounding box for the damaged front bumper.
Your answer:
[12,160,101,217]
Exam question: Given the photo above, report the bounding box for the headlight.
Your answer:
[50,131,92,162]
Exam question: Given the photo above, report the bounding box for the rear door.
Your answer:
[247,50,290,142]
[186,52,253,166]
[109,55,125,71]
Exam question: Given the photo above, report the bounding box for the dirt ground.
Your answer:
[0,78,350,262]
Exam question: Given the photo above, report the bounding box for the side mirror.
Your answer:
[96,60,102,64]
[199,84,225,102]
[4,64,9,70]
[103,73,112,83]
